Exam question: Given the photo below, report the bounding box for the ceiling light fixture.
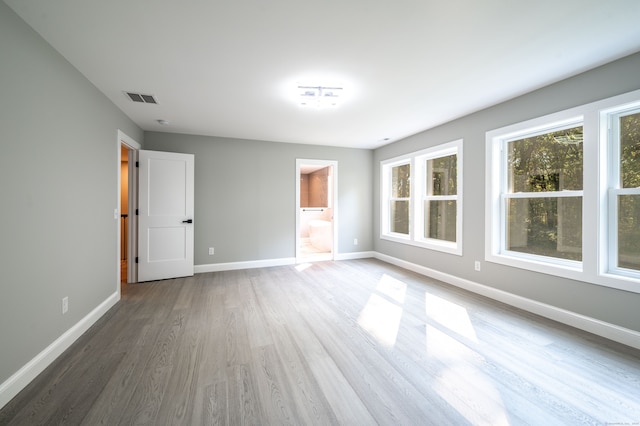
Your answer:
[157,119,170,125]
[297,85,343,108]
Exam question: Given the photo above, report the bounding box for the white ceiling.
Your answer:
[6,0,640,149]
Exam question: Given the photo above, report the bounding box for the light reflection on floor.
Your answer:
[376,273,407,303]
[356,272,509,425]
[425,292,478,342]
[295,263,313,272]
[357,293,403,347]
[427,325,509,426]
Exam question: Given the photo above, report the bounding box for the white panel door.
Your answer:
[138,150,194,282]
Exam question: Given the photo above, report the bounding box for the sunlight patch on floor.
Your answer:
[425,292,478,342]
[358,294,403,347]
[295,263,313,272]
[426,325,510,426]
[376,274,407,304]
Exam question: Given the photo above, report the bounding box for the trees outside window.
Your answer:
[505,125,583,261]
[390,163,410,235]
[487,88,640,292]
[610,109,640,273]
[424,154,457,242]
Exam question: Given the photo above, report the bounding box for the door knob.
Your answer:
[182,219,193,224]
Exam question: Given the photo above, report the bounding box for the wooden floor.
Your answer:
[2,259,639,425]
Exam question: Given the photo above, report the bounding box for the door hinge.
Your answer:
[136,208,139,215]
[136,161,139,168]
[135,257,139,264]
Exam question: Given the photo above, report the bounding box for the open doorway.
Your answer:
[120,145,129,285]
[296,159,338,262]
[117,130,140,293]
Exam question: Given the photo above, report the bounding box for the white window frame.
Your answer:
[381,139,463,255]
[486,88,640,293]
[381,158,412,241]
[602,102,640,282]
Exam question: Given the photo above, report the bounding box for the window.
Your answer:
[606,106,640,277]
[390,162,411,235]
[381,140,462,255]
[421,153,458,243]
[487,88,640,292]
[504,124,584,264]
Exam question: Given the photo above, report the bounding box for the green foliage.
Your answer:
[506,126,584,260]
[392,164,411,198]
[429,154,457,195]
[621,112,640,188]
[619,113,640,270]
[391,164,411,234]
[508,126,584,192]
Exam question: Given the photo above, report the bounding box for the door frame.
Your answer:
[295,158,338,262]
[117,130,141,292]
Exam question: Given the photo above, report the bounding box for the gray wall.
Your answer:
[374,52,640,333]
[144,132,373,265]
[0,3,142,385]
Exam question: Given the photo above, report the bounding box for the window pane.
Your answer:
[508,126,583,193]
[620,112,640,189]
[425,200,456,242]
[506,197,582,261]
[391,200,409,234]
[392,164,410,198]
[428,154,457,195]
[618,194,640,271]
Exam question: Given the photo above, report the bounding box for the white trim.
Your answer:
[118,129,141,150]
[485,90,640,293]
[380,157,412,240]
[334,251,376,260]
[0,292,119,409]
[373,252,640,351]
[126,149,138,284]
[195,251,376,272]
[485,112,585,279]
[195,257,297,273]
[381,140,463,255]
[602,104,640,281]
[117,130,141,287]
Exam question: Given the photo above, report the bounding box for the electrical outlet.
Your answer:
[474,261,481,272]
[354,238,358,245]
[208,247,215,255]
[62,297,68,314]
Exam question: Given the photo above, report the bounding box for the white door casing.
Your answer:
[296,159,338,262]
[138,150,194,282]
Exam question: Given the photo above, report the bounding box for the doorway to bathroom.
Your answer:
[296,159,338,263]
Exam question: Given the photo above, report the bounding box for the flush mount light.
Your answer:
[156,119,169,125]
[297,85,343,108]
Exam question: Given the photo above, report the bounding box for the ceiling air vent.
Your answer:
[125,92,158,104]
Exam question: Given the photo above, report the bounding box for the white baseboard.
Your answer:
[0,291,120,410]
[335,251,376,260]
[374,252,640,350]
[194,252,377,274]
[195,257,297,273]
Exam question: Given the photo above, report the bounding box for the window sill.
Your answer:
[486,251,640,294]
[381,233,462,256]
